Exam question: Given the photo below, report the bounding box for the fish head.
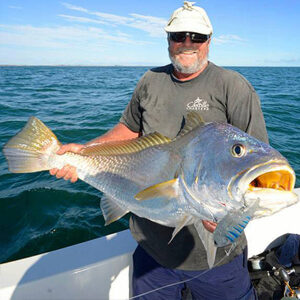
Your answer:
[179,123,297,220]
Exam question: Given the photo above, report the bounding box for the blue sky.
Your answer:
[0,0,299,66]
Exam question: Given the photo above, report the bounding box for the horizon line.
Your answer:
[1,64,299,68]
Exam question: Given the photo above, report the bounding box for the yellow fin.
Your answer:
[179,112,205,137]
[80,132,171,156]
[135,178,178,201]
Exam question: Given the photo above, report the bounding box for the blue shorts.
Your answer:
[132,245,257,300]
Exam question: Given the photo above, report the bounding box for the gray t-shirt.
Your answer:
[120,62,269,270]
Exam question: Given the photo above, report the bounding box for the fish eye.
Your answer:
[231,144,246,158]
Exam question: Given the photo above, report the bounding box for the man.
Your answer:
[50,2,268,299]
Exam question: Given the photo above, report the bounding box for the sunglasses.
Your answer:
[169,32,210,43]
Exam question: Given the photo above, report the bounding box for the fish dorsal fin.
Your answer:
[80,132,171,156]
[100,194,129,225]
[135,178,178,201]
[179,112,205,137]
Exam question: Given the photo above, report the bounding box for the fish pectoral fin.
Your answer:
[134,178,178,201]
[168,215,193,244]
[213,199,260,247]
[194,220,217,269]
[100,194,129,226]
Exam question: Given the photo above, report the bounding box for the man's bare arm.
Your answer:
[49,123,139,182]
[85,123,139,146]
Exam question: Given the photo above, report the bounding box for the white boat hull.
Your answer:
[0,231,137,300]
[1,188,299,300]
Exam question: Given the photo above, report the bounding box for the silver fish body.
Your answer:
[3,115,298,267]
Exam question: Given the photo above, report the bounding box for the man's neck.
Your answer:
[172,61,208,81]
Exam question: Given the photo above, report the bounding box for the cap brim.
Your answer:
[165,23,212,35]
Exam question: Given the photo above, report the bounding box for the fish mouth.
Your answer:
[247,162,294,192]
[229,160,296,200]
[228,160,297,216]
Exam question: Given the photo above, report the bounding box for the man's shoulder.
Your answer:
[208,62,255,91]
[149,64,172,74]
[134,64,172,93]
[208,62,242,80]
[142,64,172,80]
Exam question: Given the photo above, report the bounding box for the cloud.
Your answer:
[128,14,167,37]
[59,14,108,25]
[130,13,167,26]
[8,5,22,10]
[91,11,132,25]
[0,24,152,50]
[213,34,246,45]
[61,2,88,13]
[0,25,98,49]
[61,2,133,24]
[1,3,168,65]
[60,2,167,37]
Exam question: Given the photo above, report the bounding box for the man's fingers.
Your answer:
[70,173,78,183]
[202,220,217,233]
[55,165,70,179]
[49,168,58,175]
[49,163,78,183]
[56,143,83,155]
[56,145,70,155]
[63,172,72,181]
[70,166,78,182]
[49,143,82,181]
[53,165,78,182]
[63,166,77,181]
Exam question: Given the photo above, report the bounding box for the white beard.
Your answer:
[169,47,208,74]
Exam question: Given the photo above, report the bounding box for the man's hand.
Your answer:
[202,220,217,233]
[49,143,84,183]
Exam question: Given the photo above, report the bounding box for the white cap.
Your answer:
[165,1,213,35]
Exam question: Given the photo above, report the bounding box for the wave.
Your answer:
[0,187,129,264]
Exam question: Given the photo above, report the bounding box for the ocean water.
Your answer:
[0,66,299,264]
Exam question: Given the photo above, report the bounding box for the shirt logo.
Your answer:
[186,97,209,111]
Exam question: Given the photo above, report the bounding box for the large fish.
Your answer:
[3,114,298,267]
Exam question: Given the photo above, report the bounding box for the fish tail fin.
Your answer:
[3,117,61,173]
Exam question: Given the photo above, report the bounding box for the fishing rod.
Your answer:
[250,266,300,299]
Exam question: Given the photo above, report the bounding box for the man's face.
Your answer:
[168,33,210,74]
